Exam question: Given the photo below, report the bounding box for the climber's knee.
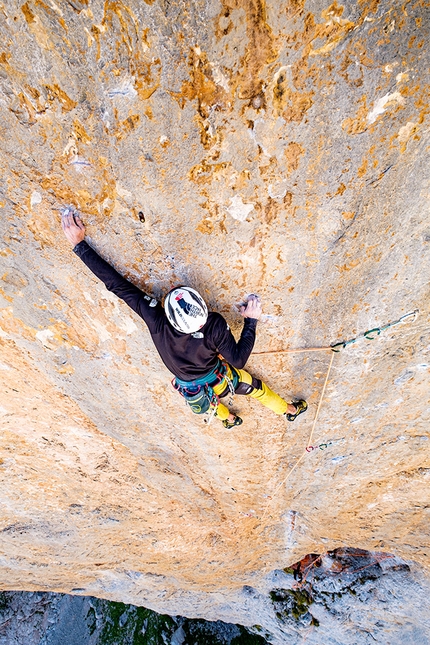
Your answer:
[235,374,263,396]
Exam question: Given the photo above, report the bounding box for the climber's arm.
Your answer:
[61,208,163,328]
[215,296,262,368]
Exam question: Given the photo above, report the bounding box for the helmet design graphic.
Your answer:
[164,287,208,333]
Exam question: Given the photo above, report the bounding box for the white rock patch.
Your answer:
[226,195,254,221]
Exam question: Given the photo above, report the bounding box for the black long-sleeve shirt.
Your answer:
[73,241,257,381]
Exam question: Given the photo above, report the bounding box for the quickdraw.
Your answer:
[259,308,419,523]
[224,370,236,407]
[306,442,332,452]
[253,309,419,357]
[204,389,220,425]
[331,310,419,352]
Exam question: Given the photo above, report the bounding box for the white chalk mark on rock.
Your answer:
[91,320,111,343]
[30,191,42,209]
[396,71,409,84]
[268,183,288,199]
[210,63,230,92]
[226,195,254,222]
[248,118,271,158]
[62,135,78,158]
[108,77,138,99]
[0,327,10,339]
[367,91,405,124]
[83,291,95,305]
[47,0,63,15]
[84,26,94,47]
[119,316,138,335]
[35,329,56,350]
[398,121,418,143]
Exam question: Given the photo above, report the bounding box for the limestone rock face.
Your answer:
[0,0,429,641]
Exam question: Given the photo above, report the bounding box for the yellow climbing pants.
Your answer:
[212,364,289,421]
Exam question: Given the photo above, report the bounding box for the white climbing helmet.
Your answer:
[164,286,208,334]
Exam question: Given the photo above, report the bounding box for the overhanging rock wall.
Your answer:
[0,0,429,641]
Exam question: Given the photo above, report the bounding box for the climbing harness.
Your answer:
[173,360,225,418]
[173,359,239,424]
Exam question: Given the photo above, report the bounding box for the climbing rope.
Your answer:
[256,309,419,521]
[306,351,335,451]
[252,309,419,356]
[225,371,236,406]
[253,346,332,355]
[260,351,335,521]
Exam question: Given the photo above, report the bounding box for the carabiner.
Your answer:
[400,309,419,324]
[364,327,381,340]
[331,342,345,353]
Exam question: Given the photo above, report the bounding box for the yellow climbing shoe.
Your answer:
[222,415,243,429]
[285,400,308,422]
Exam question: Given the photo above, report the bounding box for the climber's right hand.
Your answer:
[241,294,262,320]
[61,206,86,247]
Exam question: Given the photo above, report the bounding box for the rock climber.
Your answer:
[61,207,307,428]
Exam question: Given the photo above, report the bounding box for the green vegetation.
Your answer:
[270,588,319,627]
[87,598,268,645]
[0,592,10,611]
[88,600,175,645]
[184,620,268,644]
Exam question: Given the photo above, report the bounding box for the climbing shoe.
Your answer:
[222,415,243,429]
[285,400,308,422]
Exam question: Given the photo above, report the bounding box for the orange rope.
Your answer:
[253,346,333,355]
[261,351,336,520]
[307,351,335,449]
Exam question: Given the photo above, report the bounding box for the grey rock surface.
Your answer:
[1,551,430,645]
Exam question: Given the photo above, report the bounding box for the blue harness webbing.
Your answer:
[173,359,226,392]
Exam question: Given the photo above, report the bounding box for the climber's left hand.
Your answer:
[61,206,86,247]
